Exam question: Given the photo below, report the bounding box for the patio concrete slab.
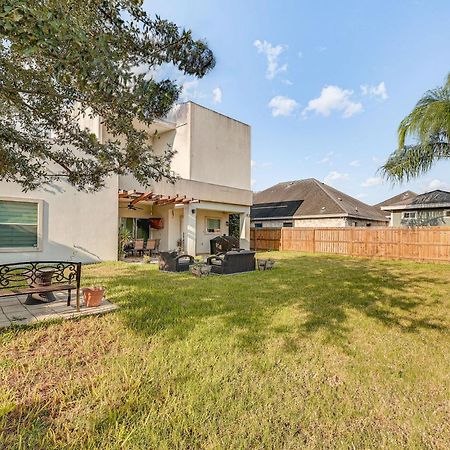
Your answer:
[0,291,118,328]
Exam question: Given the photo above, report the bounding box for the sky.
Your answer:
[145,0,450,204]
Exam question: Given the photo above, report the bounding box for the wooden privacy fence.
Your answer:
[251,227,450,263]
[250,228,282,251]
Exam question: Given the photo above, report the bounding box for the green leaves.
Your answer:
[381,73,450,182]
[0,0,215,191]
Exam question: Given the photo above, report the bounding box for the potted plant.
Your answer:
[82,286,105,307]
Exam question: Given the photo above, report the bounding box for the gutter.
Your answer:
[381,203,450,211]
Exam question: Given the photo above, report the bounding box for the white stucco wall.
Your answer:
[0,178,118,264]
[195,209,230,254]
[189,103,251,191]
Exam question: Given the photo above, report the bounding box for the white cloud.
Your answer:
[324,171,349,185]
[268,95,299,117]
[254,40,288,80]
[303,85,363,118]
[298,51,303,58]
[372,156,382,163]
[316,151,334,164]
[180,79,205,102]
[360,82,388,100]
[356,193,368,199]
[212,87,222,104]
[282,79,293,86]
[361,177,383,187]
[424,179,450,191]
[349,160,361,167]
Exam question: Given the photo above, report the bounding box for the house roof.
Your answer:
[374,190,417,208]
[251,200,303,220]
[381,189,450,211]
[253,178,388,221]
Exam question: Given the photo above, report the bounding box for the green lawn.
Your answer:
[1,252,449,449]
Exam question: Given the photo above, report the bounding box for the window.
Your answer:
[206,218,221,233]
[120,217,150,240]
[0,199,40,250]
[445,210,450,217]
[283,222,293,227]
[254,223,263,228]
[403,211,416,219]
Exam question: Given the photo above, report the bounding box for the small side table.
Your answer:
[25,268,57,305]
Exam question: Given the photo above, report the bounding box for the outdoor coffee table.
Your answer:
[25,268,57,305]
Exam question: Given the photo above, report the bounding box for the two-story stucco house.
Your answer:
[0,102,252,263]
[381,189,450,227]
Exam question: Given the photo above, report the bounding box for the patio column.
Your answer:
[183,204,197,255]
[239,213,250,250]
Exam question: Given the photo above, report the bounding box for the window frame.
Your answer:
[402,211,417,219]
[0,197,43,252]
[445,210,450,217]
[205,217,221,234]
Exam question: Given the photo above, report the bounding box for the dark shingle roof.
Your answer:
[253,178,388,221]
[389,189,450,207]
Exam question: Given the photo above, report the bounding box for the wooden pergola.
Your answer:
[118,190,200,207]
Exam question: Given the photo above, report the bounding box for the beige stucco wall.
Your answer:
[0,178,118,264]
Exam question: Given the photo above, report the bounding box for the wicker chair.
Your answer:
[159,252,194,272]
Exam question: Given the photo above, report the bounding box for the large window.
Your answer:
[206,217,221,233]
[403,211,416,219]
[0,199,40,250]
[120,217,150,240]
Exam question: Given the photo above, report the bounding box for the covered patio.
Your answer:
[118,190,250,256]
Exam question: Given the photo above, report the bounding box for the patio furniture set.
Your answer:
[124,238,160,257]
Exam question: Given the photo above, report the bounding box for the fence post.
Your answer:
[313,228,317,252]
[280,227,284,251]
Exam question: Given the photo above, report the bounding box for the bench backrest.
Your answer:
[0,261,81,292]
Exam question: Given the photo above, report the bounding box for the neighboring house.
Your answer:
[251,178,389,228]
[380,189,450,227]
[0,102,252,263]
[374,190,417,225]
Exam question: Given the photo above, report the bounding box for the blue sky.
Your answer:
[145,0,450,204]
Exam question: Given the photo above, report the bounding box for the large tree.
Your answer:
[0,0,215,191]
[381,73,450,182]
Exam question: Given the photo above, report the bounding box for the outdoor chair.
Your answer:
[132,239,145,256]
[206,250,256,274]
[159,251,195,272]
[144,239,157,256]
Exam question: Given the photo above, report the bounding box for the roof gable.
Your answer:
[253,178,388,221]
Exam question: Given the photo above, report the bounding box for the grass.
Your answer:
[0,252,449,449]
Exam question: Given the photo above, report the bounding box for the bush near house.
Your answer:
[0,253,449,448]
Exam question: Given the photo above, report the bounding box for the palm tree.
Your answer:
[381,73,450,182]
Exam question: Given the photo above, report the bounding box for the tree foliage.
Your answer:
[0,0,215,191]
[381,73,450,182]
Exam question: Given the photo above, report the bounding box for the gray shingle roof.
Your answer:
[374,191,417,208]
[253,178,388,221]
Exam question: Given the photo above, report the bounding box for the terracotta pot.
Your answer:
[82,287,105,307]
